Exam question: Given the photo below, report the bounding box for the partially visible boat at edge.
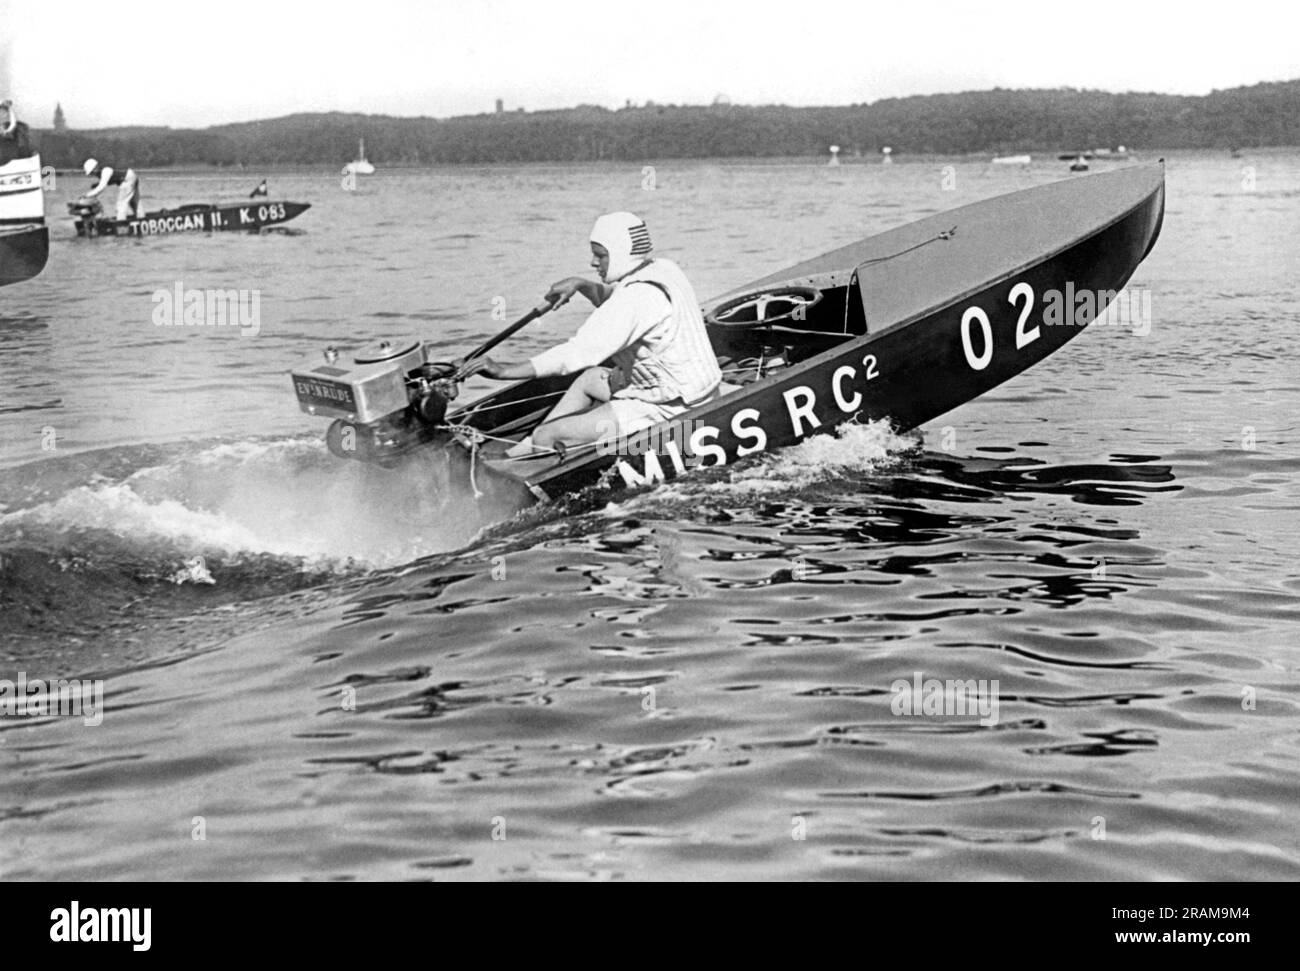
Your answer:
[0,154,49,287]
[290,163,1166,508]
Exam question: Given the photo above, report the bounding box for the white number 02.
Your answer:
[1010,282,1038,349]
[960,307,993,371]
[960,282,1039,370]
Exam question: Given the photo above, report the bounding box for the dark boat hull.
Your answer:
[75,201,310,237]
[460,164,1166,502]
[394,163,1166,504]
[0,224,50,287]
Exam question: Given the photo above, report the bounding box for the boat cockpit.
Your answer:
[703,277,867,387]
[441,277,871,462]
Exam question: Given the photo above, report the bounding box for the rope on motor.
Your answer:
[442,423,561,455]
[440,425,487,498]
[439,424,576,496]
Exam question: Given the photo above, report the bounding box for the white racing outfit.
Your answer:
[528,257,723,437]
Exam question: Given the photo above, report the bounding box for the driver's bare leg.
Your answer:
[532,402,621,452]
[505,367,612,457]
[542,367,612,422]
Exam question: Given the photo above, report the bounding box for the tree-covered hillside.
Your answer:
[30,81,1300,168]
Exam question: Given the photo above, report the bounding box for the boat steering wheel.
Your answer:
[704,286,823,329]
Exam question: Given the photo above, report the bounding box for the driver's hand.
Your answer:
[456,356,502,380]
[545,277,584,308]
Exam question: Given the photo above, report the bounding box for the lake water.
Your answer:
[2,152,1298,880]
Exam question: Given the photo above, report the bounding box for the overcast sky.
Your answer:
[3,0,1297,128]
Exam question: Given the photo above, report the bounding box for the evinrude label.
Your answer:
[295,378,356,409]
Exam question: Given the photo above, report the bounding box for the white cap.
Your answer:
[83,159,98,176]
[590,211,653,282]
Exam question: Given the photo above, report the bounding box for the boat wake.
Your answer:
[0,421,916,632]
[0,438,519,569]
[718,419,920,493]
[601,419,920,519]
[0,436,528,659]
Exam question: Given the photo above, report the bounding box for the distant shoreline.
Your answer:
[42,146,1289,177]
[28,81,1300,168]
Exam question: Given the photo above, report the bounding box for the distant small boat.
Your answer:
[992,154,1032,165]
[343,139,375,176]
[1069,156,1090,172]
[69,199,311,237]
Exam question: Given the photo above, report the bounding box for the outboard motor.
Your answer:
[67,199,104,237]
[290,339,461,465]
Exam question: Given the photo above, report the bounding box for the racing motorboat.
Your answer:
[290,162,1166,505]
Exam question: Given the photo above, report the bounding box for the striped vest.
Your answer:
[611,258,722,406]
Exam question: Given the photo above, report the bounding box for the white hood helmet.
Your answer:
[83,158,98,176]
[590,211,653,282]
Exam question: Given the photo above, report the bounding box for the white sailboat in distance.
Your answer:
[343,139,375,176]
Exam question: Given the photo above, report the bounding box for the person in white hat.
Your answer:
[82,157,143,220]
[460,212,722,456]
